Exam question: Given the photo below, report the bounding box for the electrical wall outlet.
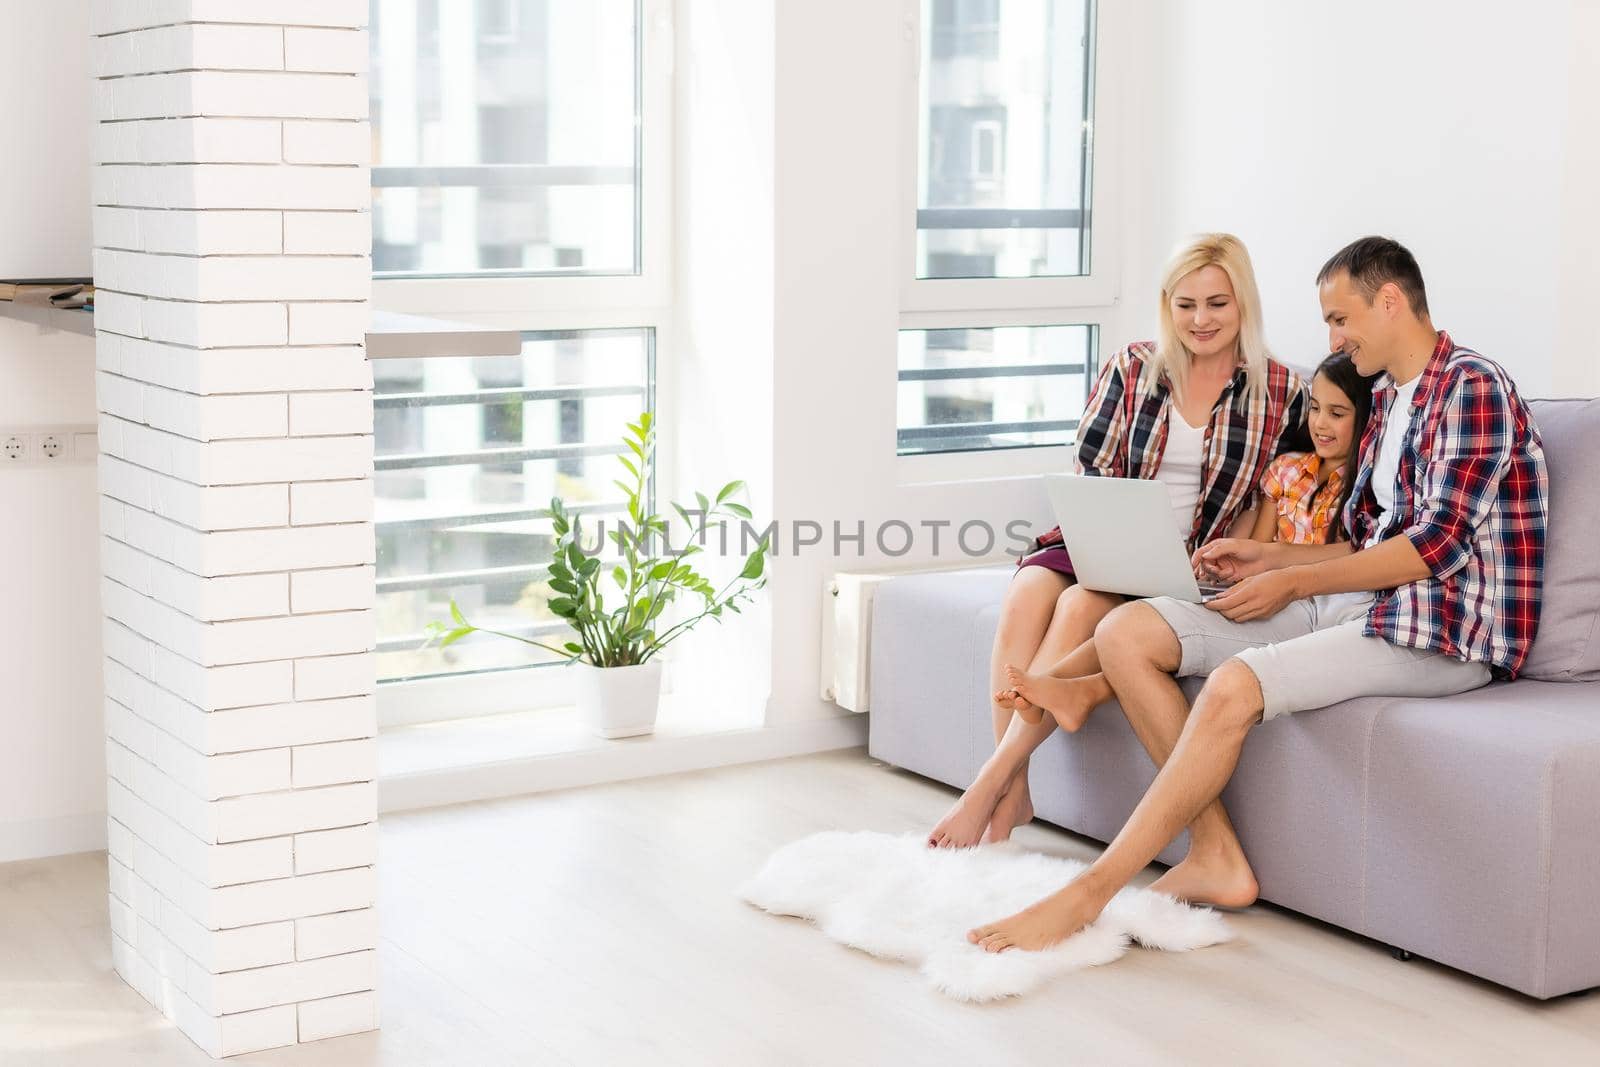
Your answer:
[0,425,97,467]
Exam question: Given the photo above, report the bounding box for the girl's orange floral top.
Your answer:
[1261,451,1347,545]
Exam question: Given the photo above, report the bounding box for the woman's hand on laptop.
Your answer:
[1204,568,1302,621]
[1192,538,1271,582]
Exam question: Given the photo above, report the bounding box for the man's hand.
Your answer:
[1205,568,1304,621]
[1193,538,1274,583]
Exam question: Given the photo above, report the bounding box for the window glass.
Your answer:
[374,329,654,681]
[917,0,1095,279]
[370,0,641,276]
[897,324,1096,454]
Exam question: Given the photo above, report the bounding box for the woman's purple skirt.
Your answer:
[1016,544,1075,577]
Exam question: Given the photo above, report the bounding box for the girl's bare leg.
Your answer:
[1001,638,1115,733]
[928,581,1124,848]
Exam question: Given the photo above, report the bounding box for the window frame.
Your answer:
[370,0,676,726]
[896,0,1121,482]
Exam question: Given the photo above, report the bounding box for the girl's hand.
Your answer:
[1193,538,1271,581]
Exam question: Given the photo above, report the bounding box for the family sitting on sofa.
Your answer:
[924,234,1550,955]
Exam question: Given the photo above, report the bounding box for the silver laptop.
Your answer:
[1042,474,1231,604]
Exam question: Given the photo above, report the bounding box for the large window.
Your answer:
[370,0,641,277]
[370,0,670,710]
[373,331,653,684]
[899,0,1112,463]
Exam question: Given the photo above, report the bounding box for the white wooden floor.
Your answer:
[4,748,1598,1066]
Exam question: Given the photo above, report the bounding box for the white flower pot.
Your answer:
[575,660,664,739]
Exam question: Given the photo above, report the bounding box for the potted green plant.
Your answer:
[424,412,771,738]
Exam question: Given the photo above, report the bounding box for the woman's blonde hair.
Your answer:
[1154,232,1271,407]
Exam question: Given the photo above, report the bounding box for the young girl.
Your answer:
[1001,351,1378,730]
[1245,350,1378,550]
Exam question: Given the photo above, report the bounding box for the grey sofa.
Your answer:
[868,398,1600,999]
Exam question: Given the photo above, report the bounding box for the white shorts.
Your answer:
[1142,593,1492,721]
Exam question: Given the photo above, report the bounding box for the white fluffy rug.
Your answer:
[737,831,1234,1002]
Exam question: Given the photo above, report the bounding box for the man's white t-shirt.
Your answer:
[1155,409,1206,537]
[1369,373,1423,542]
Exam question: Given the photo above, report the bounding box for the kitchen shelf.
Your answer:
[0,302,523,359]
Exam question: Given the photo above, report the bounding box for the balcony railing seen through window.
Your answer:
[896,324,1098,455]
[374,328,655,682]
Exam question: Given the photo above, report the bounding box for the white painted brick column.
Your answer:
[90,2,378,1057]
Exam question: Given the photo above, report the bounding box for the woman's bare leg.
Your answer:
[985,589,1124,841]
[928,582,1123,848]
[988,569,1069,746]
[924,569,1061,849]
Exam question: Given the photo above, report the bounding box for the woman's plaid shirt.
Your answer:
[1060,342,1308,552]
[1346,332,1549,678]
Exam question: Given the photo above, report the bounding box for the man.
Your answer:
[965,236,1549,953]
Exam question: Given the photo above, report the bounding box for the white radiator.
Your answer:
[822,563,996,712]
[819,571,898,713]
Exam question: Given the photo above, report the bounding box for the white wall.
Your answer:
[1553,0,1600,397]
[0,1,102,863]
[670,0,777,728]
[0,318,104,861]
[0,1,92,278]
[1134,0,1597,396]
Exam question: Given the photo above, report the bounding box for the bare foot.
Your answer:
[994,683,1044,725]
[1148,850,1260,909]
[1003,663,1103,733]
[981,775,1035,844]
[927,782,1004,849]
[967,879,1111,953]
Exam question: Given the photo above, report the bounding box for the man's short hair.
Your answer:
[1316,236,1430,317]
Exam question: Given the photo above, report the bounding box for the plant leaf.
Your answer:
[631,595,653,623]
[715,479,745,504]
[739,548,766,580]
[548,597,578,616]
[724,502,752,519]
[439,626,473,648]
[449,601,466,625]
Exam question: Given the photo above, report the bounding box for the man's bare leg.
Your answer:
[928,582,1119,847]
[968,654,1265,952]
[1091,604,1259,905]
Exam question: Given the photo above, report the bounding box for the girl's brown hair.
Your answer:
[1312,352,1380,541]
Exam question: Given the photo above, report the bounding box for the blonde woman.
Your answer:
[929,233,1308,849]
